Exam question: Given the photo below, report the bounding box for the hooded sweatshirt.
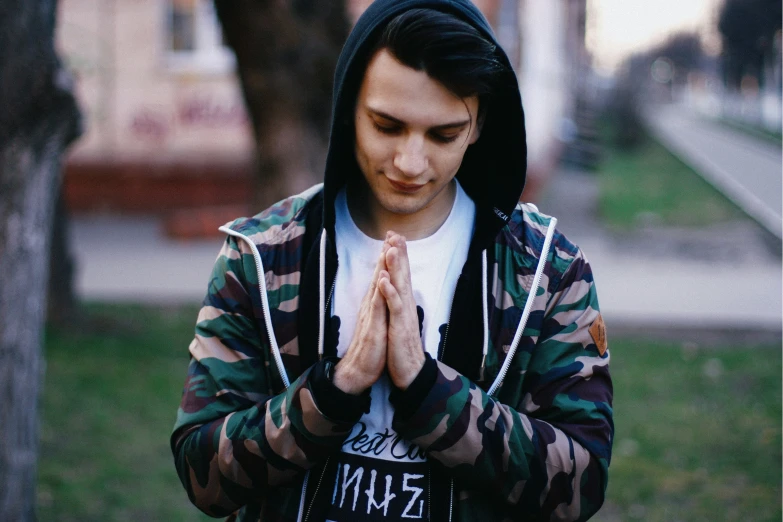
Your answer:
[298,0,528,384]
[172,1,613,521]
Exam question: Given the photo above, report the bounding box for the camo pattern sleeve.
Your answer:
[170,203,358,517]
[392,224,613,521]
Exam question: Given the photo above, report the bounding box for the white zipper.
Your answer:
[302,457,330,522]
[487,218,557,396]
[448,478,454,522]
[295,472,310,522]
[219,226,291,389]
[220,226,315,521]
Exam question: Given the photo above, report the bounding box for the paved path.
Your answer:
[71,216,222,304]
[540,169,782,332]
[644,104,782,238]
[71,177,782,333]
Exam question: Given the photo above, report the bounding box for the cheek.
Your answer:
[354,123,373,166]
[435,147,469,175]
[356,128,391,166]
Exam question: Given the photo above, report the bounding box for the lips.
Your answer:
[387,178,425,193]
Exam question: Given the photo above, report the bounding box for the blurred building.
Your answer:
[58,0,254,217]
[58,0,587,223]
[512,0,589,198]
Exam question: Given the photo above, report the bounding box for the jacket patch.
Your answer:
[589,314,607,356]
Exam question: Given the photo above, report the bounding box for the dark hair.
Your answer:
[372,8,504,103]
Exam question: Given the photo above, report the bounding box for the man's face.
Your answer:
[353,49,480,222]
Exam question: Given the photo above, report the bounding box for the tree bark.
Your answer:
[0,0,81,519]
[213,0,349,209]
[47,189,78,327]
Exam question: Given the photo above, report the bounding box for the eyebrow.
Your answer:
[367,108,471,131]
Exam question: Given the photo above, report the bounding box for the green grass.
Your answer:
[596,339,781,522]
[597,130,748,229]
[38,304,213,522]
[38,305,781,521]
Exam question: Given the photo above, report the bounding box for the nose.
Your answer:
[393,135,428,177]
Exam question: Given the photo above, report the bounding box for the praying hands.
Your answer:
[333,232,426,394]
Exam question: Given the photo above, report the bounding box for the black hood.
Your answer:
[322,0,527,248]
[297,0,527,389]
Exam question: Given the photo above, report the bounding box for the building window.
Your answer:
[165,0,234,73]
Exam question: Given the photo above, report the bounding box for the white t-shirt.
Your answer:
[326,181,475,521]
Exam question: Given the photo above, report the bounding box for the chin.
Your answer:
[379,183,450,214]
[378,198,424,216]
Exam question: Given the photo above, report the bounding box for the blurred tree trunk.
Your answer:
[0,0,82,518]
[213,0,350,210]
[47,189,78,327]
[719,0,782,90]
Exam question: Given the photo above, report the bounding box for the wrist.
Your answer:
[389,354,437,419]
[394,351,425,391]
[310,358,372,420]
[333,360,372,395]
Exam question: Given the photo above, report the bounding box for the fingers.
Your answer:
[337,267,389,394]
[371,250,388,288]
[367,234,392,302]
[384,233,412,297]
[379,243,425,390]
[371,271,390,318]
[377,273,404,315]
[361,250,388,310]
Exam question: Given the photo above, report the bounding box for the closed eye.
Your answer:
[430,132,460,144]
[370,114,464,144]
[372,121,402,135]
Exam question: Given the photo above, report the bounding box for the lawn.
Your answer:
[38,305,781,521]
[596,128,748,230]
[597,338,781,522]
[38,304,212,522]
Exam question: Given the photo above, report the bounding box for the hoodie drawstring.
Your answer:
[317,231,327,361]
[479,249,489,381]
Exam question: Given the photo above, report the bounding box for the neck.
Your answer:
[347,180,457,241]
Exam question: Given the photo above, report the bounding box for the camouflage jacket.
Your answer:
[171,184,613,521]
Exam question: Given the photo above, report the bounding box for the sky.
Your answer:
[585,0,724,74]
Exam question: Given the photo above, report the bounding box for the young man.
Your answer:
[171,1,613,521]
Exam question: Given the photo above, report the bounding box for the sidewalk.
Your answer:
[644,103,782,238]
[539,168,782,333]
[71,174,782,334]
[71,216,223,304]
